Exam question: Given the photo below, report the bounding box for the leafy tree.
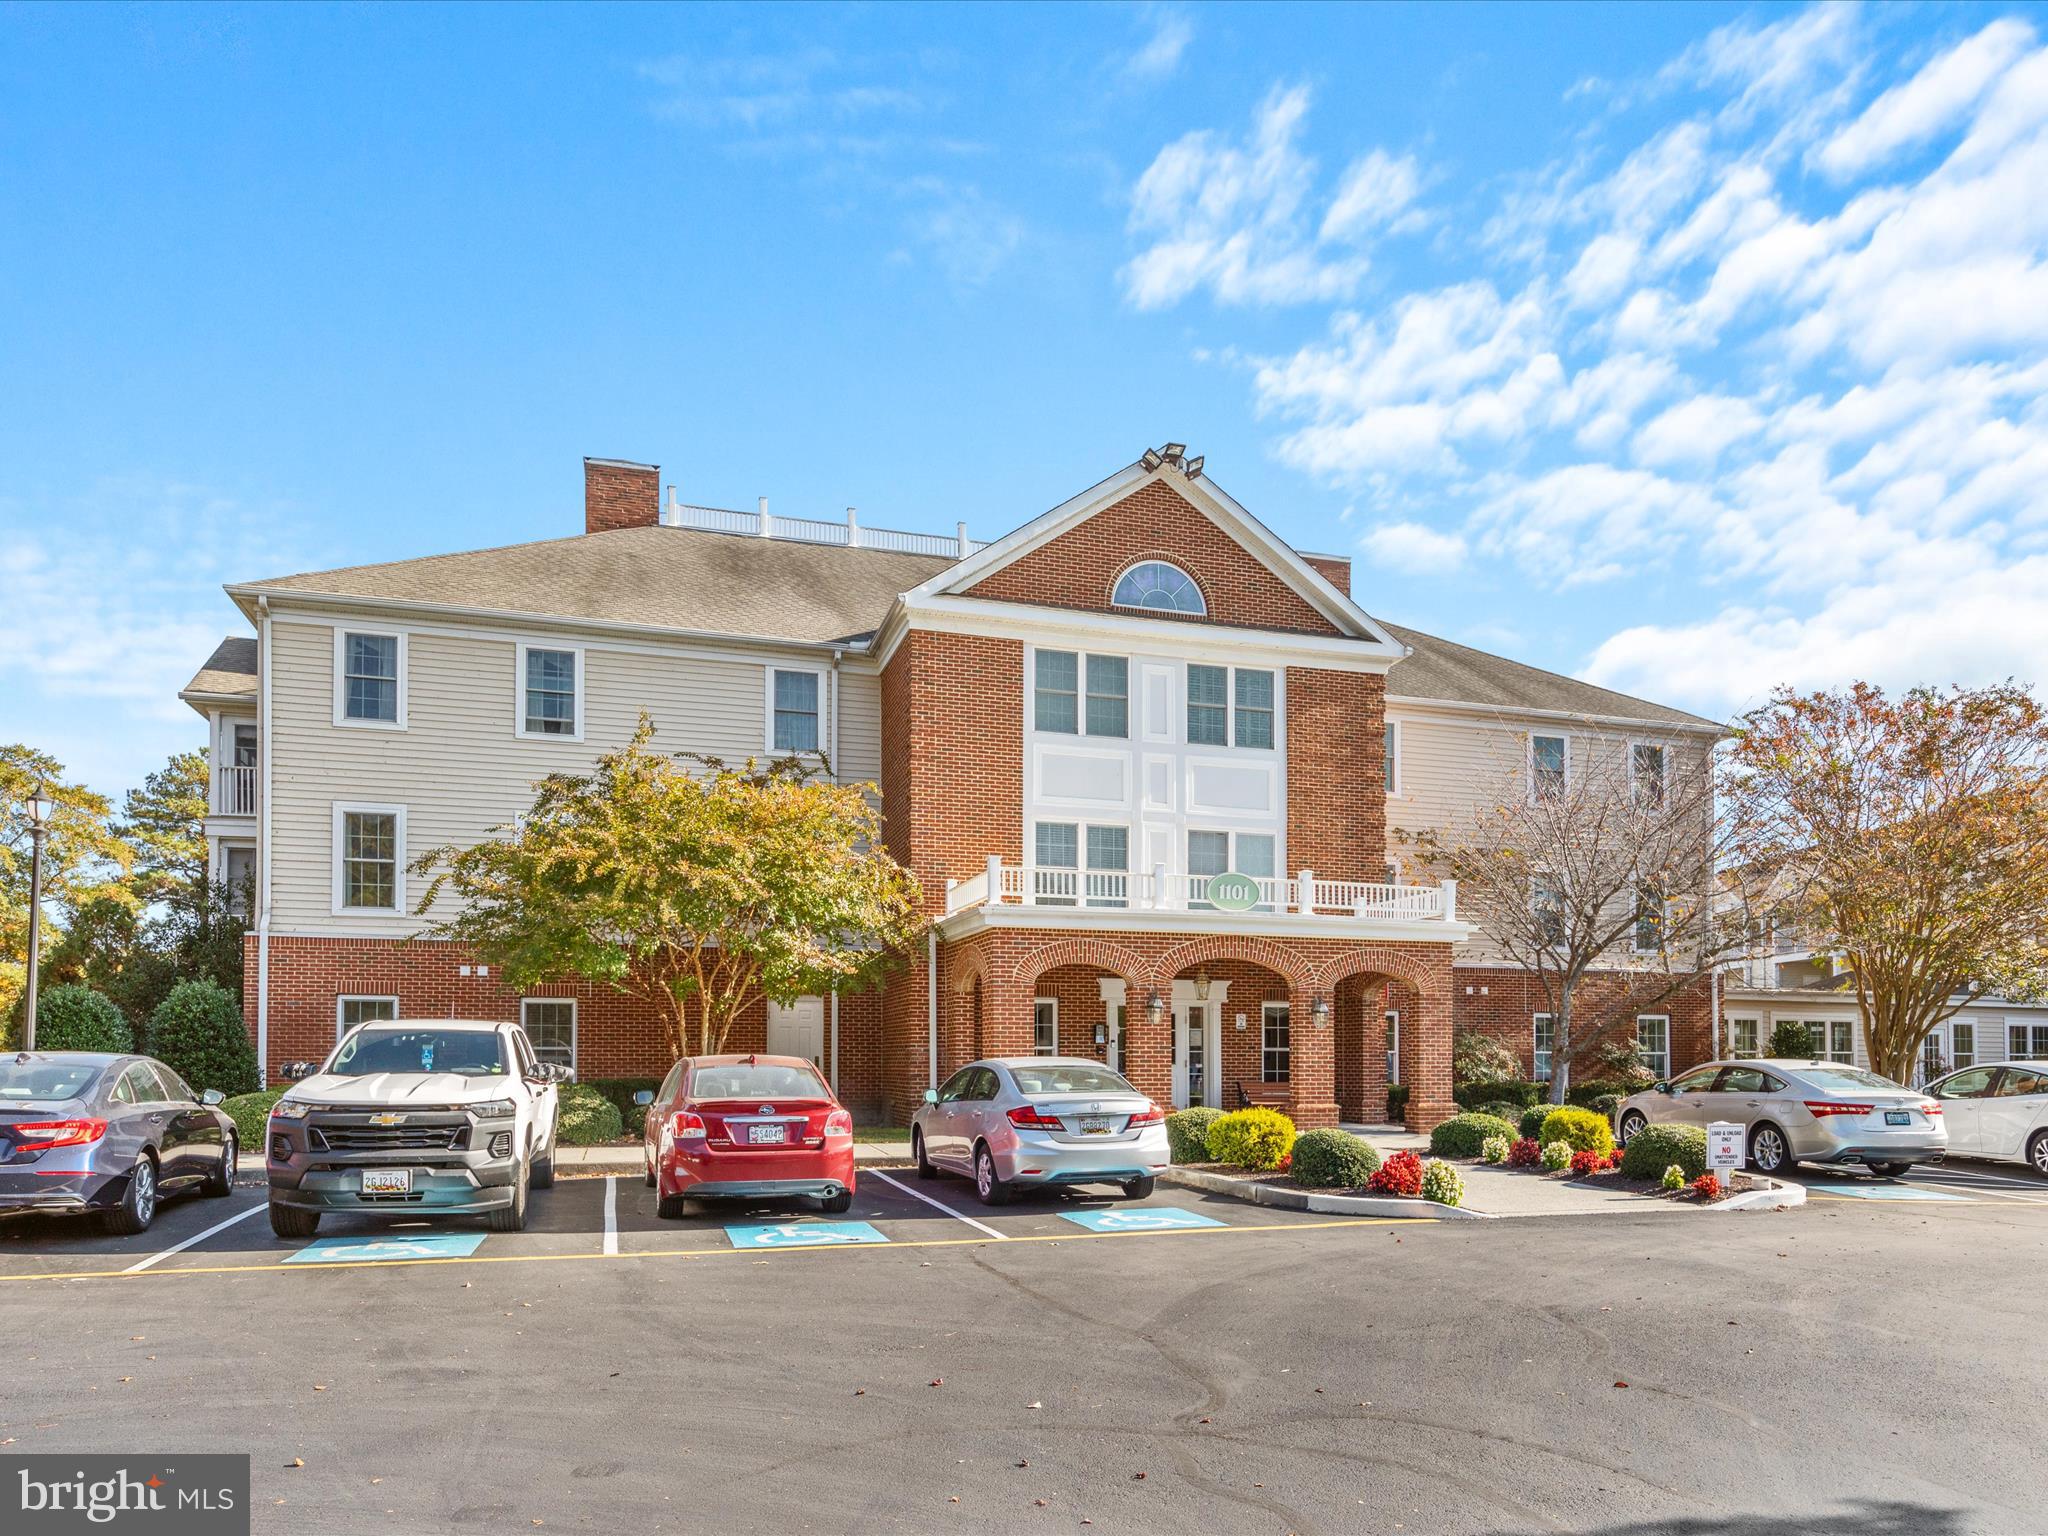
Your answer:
[1768,1018,1816,1058]
[415,716,925,1059]
[1451,1031,1520,1086]
[118,749,211,910]
[1726,682,2048,1085]
[148,977,257,1095]
[35,983,133,1053]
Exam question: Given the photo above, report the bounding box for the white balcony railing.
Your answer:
[943,856,1456,924]
[664,490,989,560]
[214,764,258,816]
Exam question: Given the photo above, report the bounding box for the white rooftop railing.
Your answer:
[943,857,1457,924]
[664,489,987,560]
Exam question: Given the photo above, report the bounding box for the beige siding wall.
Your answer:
[265,609,882,936]
[836,666,883,785]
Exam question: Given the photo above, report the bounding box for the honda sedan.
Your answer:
[1925,1061,2048,1175]
[638,1054,855,1219]
[1615,1059,1945,1177]
[0,1052,237,1234]
[911,1057,1169,1205]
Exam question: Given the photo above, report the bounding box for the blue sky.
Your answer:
[4,1,2046,799]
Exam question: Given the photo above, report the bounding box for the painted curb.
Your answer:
[1161,1165,1491,1220]
[1711,1175,1805,1212]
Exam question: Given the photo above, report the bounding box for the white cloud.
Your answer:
[900,181,1024,286]
[1320,150,1424,243]
[1632,393,1764,469]
[1126,7,1193,83]
[1361,520,1466,574]
[1816,18,2035,177]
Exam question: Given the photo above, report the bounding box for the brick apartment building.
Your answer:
[180,447,1720,1129]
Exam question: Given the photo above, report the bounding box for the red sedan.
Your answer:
[639,1054,855,1219]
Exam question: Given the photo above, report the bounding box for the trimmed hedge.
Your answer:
[34,985,132,1053]
[1517,1103,1557,1141]
[580,1077,663,1132]
[221,1091,282,1149]
[1205,1107,1296,1172]
[556,1083,625,1146]
[1290,1129,1383,1188]
[148,978,258,1096]
[1428,1111,1518,1159]
[1619,1123,1708,1183]
[1537,1106,1615,1156]
[1471,1100,1522,1125]
[1167,1106,1223,1164]
[1451,1079,1546,1111]
[1567,1078,1636,1108]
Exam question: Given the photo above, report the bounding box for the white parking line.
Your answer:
[865,1169,1008,1240]
[123,1201,268,1274]
[602,1176,619,1256]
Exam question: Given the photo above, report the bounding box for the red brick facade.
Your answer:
[1448,966,1716,1088]
[583,458,660,534]
[1286,666,1386,882]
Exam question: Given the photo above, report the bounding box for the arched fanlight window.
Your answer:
[1111,561,1206,615]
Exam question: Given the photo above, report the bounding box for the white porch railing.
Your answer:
[664,490,989,560]
[944,857,1456,923]
[214,764,258,816]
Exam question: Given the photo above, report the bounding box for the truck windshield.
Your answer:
[326,1029,507,1077]
[0,1061,104,1101]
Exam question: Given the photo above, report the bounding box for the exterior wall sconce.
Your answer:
[1312,994,1331,1029]
[1147,989,1165,1027]
[1193,969,1212,1002]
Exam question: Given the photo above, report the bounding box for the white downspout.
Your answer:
[829,647,843,1094]
[255,596,273,1086]
[829,990,840,1095]
[926,931,938,1092]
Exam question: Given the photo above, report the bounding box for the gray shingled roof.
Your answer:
[235,525,959,646]
[1382,621,1719,730]
[180,635,258,699]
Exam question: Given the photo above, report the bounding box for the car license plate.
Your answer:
[1078,1116,1115,1136]
[749,1123,788,1145]
[1885,1110,1911,1126]
[361,1168,412,1195]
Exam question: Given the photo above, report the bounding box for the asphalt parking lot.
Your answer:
[3,1162,2045,1534]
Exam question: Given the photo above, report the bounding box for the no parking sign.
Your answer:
[1707,1122,1745,1174]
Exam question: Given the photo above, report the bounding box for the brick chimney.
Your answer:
[1302,552,1351,596]
[584,457,661,534]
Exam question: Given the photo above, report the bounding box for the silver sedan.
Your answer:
[1615,1058,1946,1177]
[911,1057,1171,1205]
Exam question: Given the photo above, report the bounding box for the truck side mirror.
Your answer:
[282,1061,315,1082]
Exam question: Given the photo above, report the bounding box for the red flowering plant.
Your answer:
[1569,1148,1607,1178]
[1366,1149,1425,1196]
[1506,1137,1541,1168]
[1691,1173,1723,1202]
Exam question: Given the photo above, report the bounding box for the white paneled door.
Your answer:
[766,996,826,1071]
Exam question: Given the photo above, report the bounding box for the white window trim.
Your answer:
[1110,558,1208,616]
[1384,718,1401,795]
[1186,661,1278,751]
[521,997,578,1069]
[1728,1015,1760,1058]
[765,664,828,755]
[1528,731,1569,801]
[1033,997,1059,1055]
[514,641,585,742]
[335,995,400,1041]
[1261,1001,1292,1083]
[1384,1009,1400,1085]
[1632,885,1668,954]
[1531,871,1566,950]
[1533,1012,1555,1081]
[331,801,408,915]
[1636,1013,1671,1078]
[1629,739,1666,807]
[1029,646,1133,740]
[332,628,409,730]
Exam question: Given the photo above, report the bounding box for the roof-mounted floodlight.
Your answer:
[1141,449,1164,471]
[1184,455,1204,479]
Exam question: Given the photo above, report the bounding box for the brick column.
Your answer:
[981,979,1034,1059]
[1123,984,1172,1108]
[1400,969,1456,1133]
[1286,985,1339,1130]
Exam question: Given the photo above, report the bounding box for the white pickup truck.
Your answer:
[265,1018,565,1238]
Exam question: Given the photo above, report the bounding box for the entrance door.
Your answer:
[1171,1006,1211,1110]
[765,997,826,1072]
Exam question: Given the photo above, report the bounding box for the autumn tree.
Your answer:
[1401,724,1758,1103]
[414,717,926,1059]
[1725,682,2048,1086]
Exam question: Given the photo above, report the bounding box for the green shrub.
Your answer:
[221,1091,282,1149]
[34,985,132,1054]
[1167,1106,1224,1164]
[1386,1084,1410,1123]
[1587,1093,1623,1120]
[1769,1018,1816,1058]
[1620,1123,1708,1183]
[1472,1099,1522,1124]
[1289,1129,1382,1188]
[1428,1111,1518,1159]
[581,1077,663,1131]
[1538,1106,1615,1156]
[1205,1107,1296,1172]
[1661,1163,1687,1192]
[1566,1078,1634,1108]
[1480,1135,1510,1165]
[1517,1103,1556,1141]
[147,978,258,1096]
[1540,1139,1573,1171]
[1420,1159,1464,1207]
[1452,1031,1520,1088]
[1452,1079,1545,1111]
[556,1083,624,1146]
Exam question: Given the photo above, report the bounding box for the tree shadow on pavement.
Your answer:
[1483,1503,1966,1536]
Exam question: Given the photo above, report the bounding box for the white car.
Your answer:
[1925,1061,2048,1176]
[911,1057,1170,1204]
[266,1019,566,1237]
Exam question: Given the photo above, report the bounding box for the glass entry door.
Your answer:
[1173,1006,1209,1109]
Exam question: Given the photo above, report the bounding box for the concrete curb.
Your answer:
[1712,1175,1805,1212]
[1161,1165,1492,1220]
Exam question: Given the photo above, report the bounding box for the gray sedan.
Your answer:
[911,1057,1171,1205]
[1616,1058,1946,1177]
[0,1052,236,1234]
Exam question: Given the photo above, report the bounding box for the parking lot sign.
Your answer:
[1707,1121,1744,1174]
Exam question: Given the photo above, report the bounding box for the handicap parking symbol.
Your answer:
[724,1220,890,1250]
[283,1232,488,1264]
[1809,1183,1969,1202]
[1060,1207,1226,1233]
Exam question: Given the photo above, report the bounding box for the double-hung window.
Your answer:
[1234,669,1274,748]
[1035,650,1079,733]
[1385,1011,1400,1085]
[1951,1021,1976,1068]
[1635,1014,1670,1079]
[337,995,398,1040]
[339,631,403,726]
[1262,1003,1291,1084]
[1187,665,1228,745]
[334,804,404,913]
[1632,742,1665,808]
[1807,1019,1855,1063]
[1728,1017,1759,1058]
[2011,1023,2048,1059]
[1033,822,1129,907]
[522,999,576,1069]
[1085,656,1128,737]
[771,669,821,752]
[520,645,580,738]
[1033,999,1059,1055]
[1533,1014,1555,1081]
[1034,650,1128,738]
[1531,734,1567,800]
[1186,664,1275,748]
[1633,883,1665,953]
[1532,874,1565,948]
[1188,829,1275,909]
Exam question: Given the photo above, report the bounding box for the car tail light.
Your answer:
[10,1118,108,1151]
[1920,1102,1942,1116]
[823,1110,853,1138]
[1126,1102,1166,1126]
[1804,1101,1874,1118]
[670,1111,707,1140]
[1006,1105,1066,1129]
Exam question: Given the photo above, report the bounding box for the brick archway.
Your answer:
[1306,949,1436,995]
[1004,936,1152,989]
[1147,935,1312,993]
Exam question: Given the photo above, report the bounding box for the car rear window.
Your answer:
[1797,1067,1906,1093]
[0,1062,102,1101]
[1009,1064,1136,1096]
[690,1064,829,1100]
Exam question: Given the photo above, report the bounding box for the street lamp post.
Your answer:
[22,783,50,1051]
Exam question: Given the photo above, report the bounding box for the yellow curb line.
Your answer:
[0,1214,1423,1286]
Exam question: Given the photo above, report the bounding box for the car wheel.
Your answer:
[820,1190,853,1214]
[202,1132,237,1198]
[2028,1130,2048,1179]
[268,1202,319,1239]
[486,1161,531,1232]
[973,1143,1008,1206]
[1750,1123,1793,1175]
[1869,1161,1910,1178]
[530,1132,556,1191]
[643,1154,657,1189]
[101,1156,158,1236]
[1618,1111,1647,1145]
[1121,1176,1155,1200]
[913,1129,938,1181]
[656,1189,690,1221]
